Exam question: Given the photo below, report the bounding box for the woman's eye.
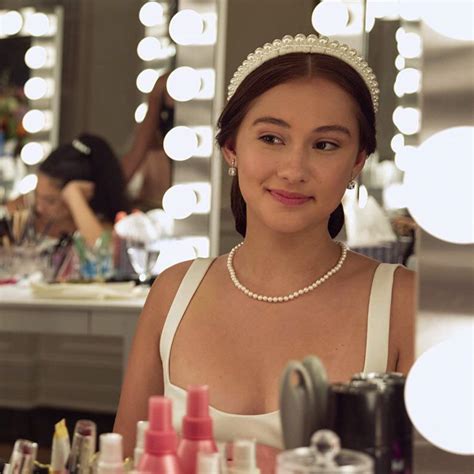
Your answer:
[315,141,339,151]
[259,135,283,145]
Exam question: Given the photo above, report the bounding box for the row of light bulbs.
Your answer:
[0,9,57,37]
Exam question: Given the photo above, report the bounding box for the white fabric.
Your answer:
[160,258,399,449]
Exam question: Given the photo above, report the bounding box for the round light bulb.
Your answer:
[24,46,48,69]
[311,1,350,36]
[3,10,23,35]
[169,9,204,45]
[395,55,406,71]
[403,126,474,244]
[154,239,197,273]
[139,2,164,27]
[166,67,201,102]
[134,103,148,123]
[405,332,474,455]
[21,142,46,166]
[422,2,474,41]
[399,0,422,21]
[383,183,407,210]
[392,106,421,135]
[22,109,46,133]
[18,174,38,195]
[394,68,421,97]
[390,133,405,154]
[136,69,160,94]
[163,126,199,161]
[137,37,162,61]
[162,185,198,219]
[25,12,50,36]
[397,32,422,59]
[394,145,418,172]
[24,77,48,100]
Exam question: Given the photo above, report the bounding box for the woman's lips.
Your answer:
[268,189,312,206]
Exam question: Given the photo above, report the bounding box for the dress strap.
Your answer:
[160,258,215,383]
[363,263,400,373]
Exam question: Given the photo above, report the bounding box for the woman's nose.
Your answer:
[276,147,310,183]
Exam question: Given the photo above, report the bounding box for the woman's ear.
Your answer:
[352,150,367,178]
[222,140,237,167]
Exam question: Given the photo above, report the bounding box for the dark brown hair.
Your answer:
[216,52,377,238]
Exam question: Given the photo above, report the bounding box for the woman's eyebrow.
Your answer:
[251,117,352,137]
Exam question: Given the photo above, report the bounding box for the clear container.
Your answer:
[276,430,374,474]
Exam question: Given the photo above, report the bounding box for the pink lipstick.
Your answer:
[268,189,312,206]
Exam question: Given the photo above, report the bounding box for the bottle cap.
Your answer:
[231,439,260,474]
[99,433,123,464]
[145,396,178,455]
[182,385,213,440]
[133,421,149,468]
[197,452,220,474]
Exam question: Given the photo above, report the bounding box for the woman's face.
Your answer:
[35,173,70,222]
[223,76,367,236]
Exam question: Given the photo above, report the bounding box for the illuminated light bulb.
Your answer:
[134,103,148,123]
[162,184,198,219]
[163,126,199,161]
[137,37,162,61]
[25,12,50,36]
[422,1,474,41]
[395,27,406,43]
[364,13,376,33]
[397,32,422,59]
[370,1,399,19]
[394,145,417,172]
[3,10,23,35]
[154,239,198,273]
[390,133,405,153]
[394,68,421,97]
[166,67,201,102]
[24,77,48,100]
[24,46,48,69]
[18,174,38,195]
[20,142,46,165]
[22,109,47,133]
[358,185,368,209]
[139,1,164,27]
[311,1,350,36]
[405,331,474,455]
[193,126,213,157]
[403,126,474,244]
[395,55,406,71]
[392,106,421,135]
[383,183,407,210]
[136,68,160,93]
[399,0,422,22]
[169,9,204,45]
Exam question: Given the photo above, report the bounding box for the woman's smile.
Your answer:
[267,188,314,206]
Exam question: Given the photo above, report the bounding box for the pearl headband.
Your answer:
[72,139,91,155]
[227,34,380,112]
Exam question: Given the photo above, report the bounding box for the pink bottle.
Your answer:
[177,385,218,474]
[138,396,182,474]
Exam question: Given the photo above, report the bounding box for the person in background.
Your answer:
[8,133,130,248]
[114,34,415,472]
[122,74,173,210]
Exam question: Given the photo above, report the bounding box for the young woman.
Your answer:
[114,34,415,468]
[25,133,129,247]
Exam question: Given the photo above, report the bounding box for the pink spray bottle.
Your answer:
[138,396,182,474]
[177,385,218,474]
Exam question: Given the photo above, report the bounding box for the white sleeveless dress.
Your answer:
[160,258,400,449]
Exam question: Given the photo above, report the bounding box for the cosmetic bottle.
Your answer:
[67,420,97,474]
[196,452,221,474]
[8,439,38,474]
[228,439,260,474]
[177,385,217,474]
[137,396,182,474]
[97,433,124,474]
[134,421,149,469]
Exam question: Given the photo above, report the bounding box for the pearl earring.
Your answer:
[228,158,237,176]
[347,178,357,189]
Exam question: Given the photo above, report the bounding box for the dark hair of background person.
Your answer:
[39,133,131,222]
[216,52,377,239]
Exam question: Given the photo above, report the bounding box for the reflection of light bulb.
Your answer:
[404,126,474,244]
[397,32,422,59]
[22,110,47,133]
[390,133,405,153]
[405,331,474,455]
[24,77,48,100]
[394,68,421,97]
[21,142,46,165]
[392,106,421,135]
[395,55,405,71]
[25,12,50,36]
[139,1,164,27]
[311,1,350,36]
[422,2,474,41]
[163,126,199,161]
[162,185,198,219]
[18,174,38,195]
[134,103,148,123]
[136,69,160,93]
[137,37,162,61]
[383,183,407,210]
[169,9,204,45]
[394,145,417,172]
[166,67,201,102]
[3,10,23,35]
[24,46,48,69]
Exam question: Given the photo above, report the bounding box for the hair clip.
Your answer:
[72,139,91,155]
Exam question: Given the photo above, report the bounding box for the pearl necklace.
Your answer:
[226,241,348,303]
